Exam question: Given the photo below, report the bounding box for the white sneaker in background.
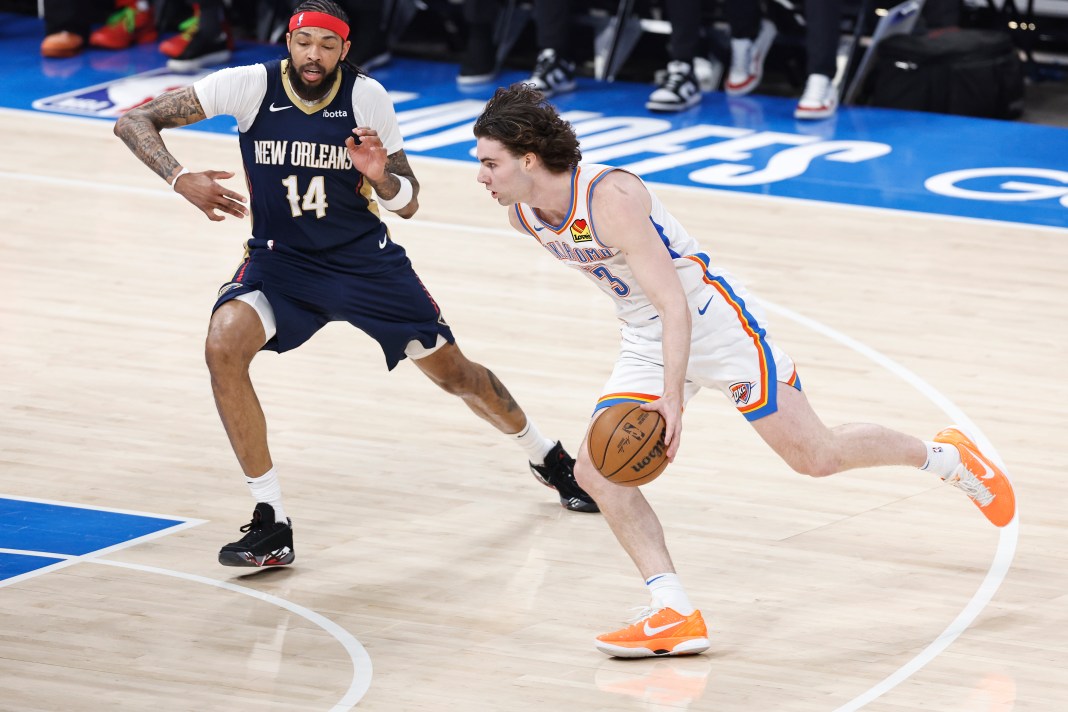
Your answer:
[726,18,776,96]
[795,73,839,119]
[692,56,722,92]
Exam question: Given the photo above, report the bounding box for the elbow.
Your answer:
[114,111,142,140]
[396,197,419,219]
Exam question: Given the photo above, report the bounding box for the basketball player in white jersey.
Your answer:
[472,84,1017,658]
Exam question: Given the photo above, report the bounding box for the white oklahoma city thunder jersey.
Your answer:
[513,164,713,326]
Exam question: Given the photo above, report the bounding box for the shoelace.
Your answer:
[533,51,560,80]
[948,466,995,506]
[800,76,831,105]
[624,605,663,625]
[177,14,200,39]
[239,513,263,534]
[104,6,137,33]
[660,62,694,93]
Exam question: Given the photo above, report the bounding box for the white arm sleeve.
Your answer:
[350,75,404,154]
[192,64,268,133]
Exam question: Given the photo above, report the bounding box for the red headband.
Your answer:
[289,11,349,41]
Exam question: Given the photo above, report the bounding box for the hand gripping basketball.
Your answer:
[587,403,669,486]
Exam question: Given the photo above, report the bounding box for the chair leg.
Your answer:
[593,0,640,82]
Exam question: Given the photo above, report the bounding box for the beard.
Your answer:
[285,57,340,102]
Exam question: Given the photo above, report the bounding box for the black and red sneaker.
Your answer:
[530,441,599,513]
[218,503,294,567]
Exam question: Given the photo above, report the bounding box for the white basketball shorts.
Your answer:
[596,271,799,422]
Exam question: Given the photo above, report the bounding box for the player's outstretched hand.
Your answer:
[345,128,387,181]
[174,170,249,222]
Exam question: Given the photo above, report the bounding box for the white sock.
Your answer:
[512,419,557,465]
[920,441,962,479]
[245,467,289,524]
[645,573,695,615]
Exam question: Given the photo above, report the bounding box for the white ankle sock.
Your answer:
[645,573,695,615]
[245,467,289,524]
[512,419,557,465]
[920,441,962,479]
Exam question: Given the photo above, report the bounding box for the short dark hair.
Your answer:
[293,0,348,23]
[472,83,581,173]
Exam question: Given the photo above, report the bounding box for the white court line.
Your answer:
[0,494,206,589]
[0,492,210,521]
[1,166,1019,709]
[0,548,372,711]
[88,558,373,712]
[761,303,1018,711]
[0,502,373,710]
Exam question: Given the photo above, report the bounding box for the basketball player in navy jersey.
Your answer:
[472,84,1016,658]
[114,1,598,569]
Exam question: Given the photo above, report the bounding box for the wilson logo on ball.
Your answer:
[631,438,665,473]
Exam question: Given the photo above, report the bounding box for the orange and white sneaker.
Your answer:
[595,607,709,658]
[934,427,1016,527]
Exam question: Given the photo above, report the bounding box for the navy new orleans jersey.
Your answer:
[195,59,454,366]
[240,58,389,263]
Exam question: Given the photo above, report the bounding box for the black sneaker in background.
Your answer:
[166,28,233,72]
[646,61,702,112]
[525,49,576,97]
[457,30,497,85]
[531,441,599,513]
[218,502,295,567]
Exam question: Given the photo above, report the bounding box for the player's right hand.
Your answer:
[174,170,249,221]
[641,393,683,461]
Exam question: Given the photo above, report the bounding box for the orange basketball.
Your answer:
[587,403,668,487]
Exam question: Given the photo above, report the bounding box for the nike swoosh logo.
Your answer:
[697,296,713,315]
[644,619,684,636]
[968,449,997,480]
[269,103,292,112]
[533,225,545,232]
[379,235,388,249]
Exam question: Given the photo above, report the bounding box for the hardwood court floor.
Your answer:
[1,111,1065,711]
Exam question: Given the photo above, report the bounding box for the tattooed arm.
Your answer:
[114,86,248,221]
[345,127,420,219]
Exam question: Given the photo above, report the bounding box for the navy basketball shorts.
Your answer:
[213,240,455,370]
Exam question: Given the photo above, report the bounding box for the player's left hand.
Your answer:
[641,394,682,461]
[345,127,387,181]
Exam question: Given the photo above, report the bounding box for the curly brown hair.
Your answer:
[472,83,581,174]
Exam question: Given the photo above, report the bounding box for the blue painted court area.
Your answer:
[0,497,187,580]
[4,12,1068,228]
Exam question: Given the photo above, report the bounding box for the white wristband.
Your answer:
[376,175,413,212]
[170,167,190,191]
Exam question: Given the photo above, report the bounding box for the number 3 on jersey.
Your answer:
[282,175,328,218]
[588,264,630,296]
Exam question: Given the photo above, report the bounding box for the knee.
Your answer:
[790,456,837,478]
[784,451,839,478]
[204,328,248,377]
[574,459,603,492]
